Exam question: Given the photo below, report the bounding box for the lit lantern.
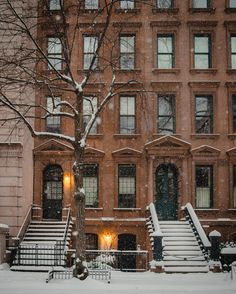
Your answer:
[103,233,112,250]
[64,172,71,187]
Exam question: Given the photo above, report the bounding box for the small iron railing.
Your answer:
[85,250,149,272]
[14,241,66,266]
[185,202,211,259]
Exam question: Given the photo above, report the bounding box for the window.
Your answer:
[120,96,135,134]
[83,97,97,134]
[157,35,174,69]
[195,95,213,134]
[196,166,213,208]
[47,37,62,70]
[49,0,62,10]
[86,233,98,250]
[83,36,98,70]
[156,0,173,8]
[229,0,236,8]
[84,0,98,10]
[232,95,236,132]
[46,96,61,132]
[157,94,176,134]
[83,164,98,207]
[233,166,236,208]
[120,35,135,70]
[231,35,236,69]
[118,164,136,208]
[194,34,212,69]
[192,0,210,8]
[120,0,134,9]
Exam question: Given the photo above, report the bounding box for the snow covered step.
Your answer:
[163,236,197,241]
[159,221,188,225]
[163,245,201,251]
[162,232,195,237]
[161,228,193,233]
[164,241,199,246]
[163,250,203,256]
[165,266,209,273]
[164,260,208,267]
[163,255,206,261]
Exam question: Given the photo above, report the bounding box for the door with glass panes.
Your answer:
[43,165,63,220]
[155,164,178,220]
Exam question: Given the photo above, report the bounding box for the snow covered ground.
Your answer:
[0,264,236,294]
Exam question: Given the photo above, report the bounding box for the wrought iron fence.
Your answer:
[85,250,149,272]
[13,241,66,266]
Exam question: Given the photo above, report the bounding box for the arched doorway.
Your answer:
[43,165,63,220]
[155,164,178,220]
[118,234,136,271]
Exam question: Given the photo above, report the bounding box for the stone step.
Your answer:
[159,221,189,225]
[161,228,193,233]
[165,266,209,273]
[164,241,199,246]
[164,260,208,267]
[164,245,201,251]
[162,232,195,237]
[25,233,65,237]
[163,256,206,261]
[163,250,204,256]
[163,236,197,241]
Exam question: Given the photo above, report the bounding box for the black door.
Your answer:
[43,165,63,220]
[118,234,136,271]
[155,164,178,220]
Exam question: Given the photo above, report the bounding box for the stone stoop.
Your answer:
[159,221,209,273]
[11,220,73,271]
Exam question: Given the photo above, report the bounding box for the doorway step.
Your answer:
[11,220,73,272]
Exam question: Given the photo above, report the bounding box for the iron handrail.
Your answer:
[148,202,163,234]
[62,207,71,248]
[185,202,211,248]
[14,204,33,245]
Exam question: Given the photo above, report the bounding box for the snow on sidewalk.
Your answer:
[0,264,236,294]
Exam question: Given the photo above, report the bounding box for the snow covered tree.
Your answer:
[0,0,144,279]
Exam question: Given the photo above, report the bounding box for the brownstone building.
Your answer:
[28,0,236,260]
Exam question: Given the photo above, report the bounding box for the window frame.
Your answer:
[83,96,98,134]
[192,0,212,9]
[83,35,99,70]
[156,34,175,69]
[193,33,212,69]
[195,165,213,209]
[47,37,63,70]
[48,0,63,10]
[46,96,61,133]
[120,0,135,9]
[229,0,236,8]
[195,94,213,134]
[230,34,236,69]
[157,94,176,135]
[118,164,136,208]
[83,164,99,208]
[84,0,99,10]
[119,96,136,134]
[156,0,174,9]
[120,34,136,70]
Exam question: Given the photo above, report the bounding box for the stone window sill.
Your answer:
[113,208,141,211]
[87,134,103,139]
[189,8,215,14]
[114,69,142,73]
[195,208,219,211]
[152,68,180,74]
[190,68,217,74]
[191,134,220,139]
[225,8,236,13]
[115,9,141,14]
[85,207,103,211]
[226,69,236,75]
[152,8,179,14]
[113,134,141,139]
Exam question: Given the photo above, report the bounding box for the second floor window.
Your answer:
[83,97,97,134]
[231,35,236,69]
[83,36,98,70]
[47,37,62,70]
[229,0,236,7]
[192,0,210,8]
[46,96,61,133]
[194,34,212,69]
[157,35,174,69]
[195,95,213,134]
[49,0,62,10]
[84,0,99,10]
[232,95,236,132]
[120,0,134,9]
[196,165,213,208]
[120,96,135,134]
[118,164,136,208]
[83,164,98,208]
[157,94,176,135]
[156,0,173,8]
[120,35,135,70]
